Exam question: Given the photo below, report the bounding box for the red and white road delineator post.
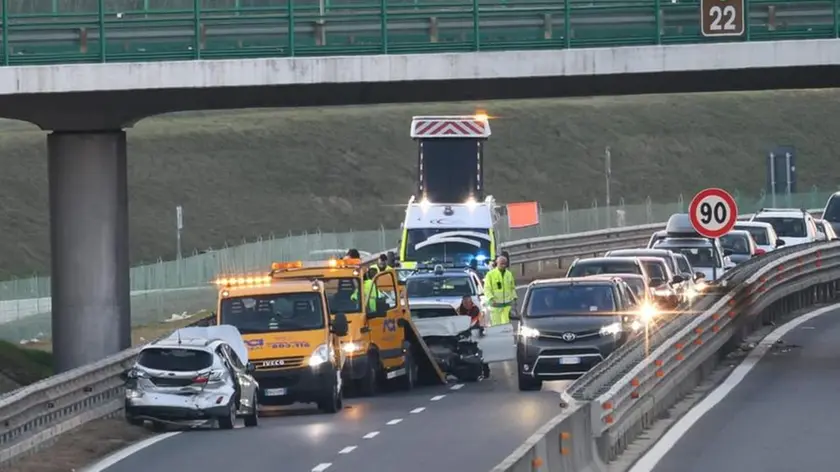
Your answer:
[688,188,739,238]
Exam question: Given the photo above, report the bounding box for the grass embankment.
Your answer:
[1,90,840,278]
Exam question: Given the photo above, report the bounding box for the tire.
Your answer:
[396,347,417,391]
[218,400,236,430]
[318,372,343,414]
[243,392,259,427]
[518,373,542,391]
[482,363,491,379]
[356,353,380,397]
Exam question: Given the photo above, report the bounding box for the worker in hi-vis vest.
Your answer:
[351,266,380,312]
[483,256,517,325]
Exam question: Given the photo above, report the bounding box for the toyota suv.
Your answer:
[511,277,640,391]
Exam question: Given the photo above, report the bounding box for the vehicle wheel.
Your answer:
[125,414,144,427]
[397,347,417,390]
[482,363,491,379]
[518,374,542,391]
[356,353,380,397]
[318,374,342,414]
[218,400,236,430]
[243,392,259,427]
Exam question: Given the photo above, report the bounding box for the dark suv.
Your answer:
[511,277,639,391]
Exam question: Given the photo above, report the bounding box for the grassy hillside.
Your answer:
[0,340,52,392]
[1,90,839,278]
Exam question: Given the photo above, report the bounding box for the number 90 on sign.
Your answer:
[689,188,738,239]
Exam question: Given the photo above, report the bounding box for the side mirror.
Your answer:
[754,248,766,256]
[331,312,349,337]
[723,257,736,269]
[694,272,706,281]
[650,278,665,287]
[776,239,786,247]
[671,275,684,284]
[245,362,256,373]
[723,249,733,257]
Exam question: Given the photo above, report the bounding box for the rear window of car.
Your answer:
[735,225,769,245]
[754,217,806,238]
[675,255,692,274]
[567,261,641,277]
[640,260,666,279]
[720,233,751,254]
[138,348,213,372]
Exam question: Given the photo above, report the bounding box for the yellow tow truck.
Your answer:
[268,258,446,395]
[213,276,349,413]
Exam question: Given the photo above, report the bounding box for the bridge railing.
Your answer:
[0,0,839,65]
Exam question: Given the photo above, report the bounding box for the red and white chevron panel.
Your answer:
[411,116,491,138]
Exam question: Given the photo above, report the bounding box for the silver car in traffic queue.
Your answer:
[122,325,260,430]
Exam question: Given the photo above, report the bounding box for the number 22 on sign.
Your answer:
[688,188,738,238]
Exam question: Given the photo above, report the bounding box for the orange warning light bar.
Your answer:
[271,261,303,271]
[214,275,272,287]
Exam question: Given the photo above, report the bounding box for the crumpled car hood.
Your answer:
[414,316,472,337]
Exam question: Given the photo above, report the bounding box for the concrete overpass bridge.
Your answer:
[4,0,840,372]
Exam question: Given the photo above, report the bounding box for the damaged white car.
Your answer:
[122,325,260,430]
[410,301,489,382]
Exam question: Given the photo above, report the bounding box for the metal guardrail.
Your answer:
[1,0,839,65]
[0,209,827,466]
[494,240,840,471]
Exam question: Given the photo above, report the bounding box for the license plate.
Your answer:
[264,388,287,396]
[560,357,581,365]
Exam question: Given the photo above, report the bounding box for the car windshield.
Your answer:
[567,261,641,277]
[639,260,666,280]
[823,197,840,223]
[754,217,806,238]
[220,293,325,334]
[658,246,720,268]
[675,255,692,274]
[526,284,616,317]
[735,225,769,245]
[406,275,473,298]
[616,277,646,298]
[720,233,751,254]
[404,228,492,265]
[137,348,213,372]
[410,307,460,319]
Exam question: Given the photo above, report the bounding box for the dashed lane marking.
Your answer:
[312,463,332,472]
[386,418,403,425]
[430,395,446,401]
[362,431,380,439]
[338,446,357,454]
[451,384,464,390]
[410,407,426,414]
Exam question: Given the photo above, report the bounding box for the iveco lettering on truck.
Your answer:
[213,275,348,413]
[266,258,446,396]
[399,115,501,269]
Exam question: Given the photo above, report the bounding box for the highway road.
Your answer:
[98,361,567,472]
[642,306,840,472]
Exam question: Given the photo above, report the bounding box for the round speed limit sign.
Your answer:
[688,188,738,238]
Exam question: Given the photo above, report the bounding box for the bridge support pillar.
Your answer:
[48,130,131,373]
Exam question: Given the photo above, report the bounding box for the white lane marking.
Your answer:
[386,418,403,425]
[312,463,332,472]
[338,446,357,454]
[81,432,181,472]
[410,407,425,414]
[430,395,445,401]
[362,431,380,439]
[629,302,840,472]
[451,383,464,390]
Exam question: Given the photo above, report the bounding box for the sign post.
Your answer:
[176,205,183,260]
[688,188,738,238]
[700,0,745,37]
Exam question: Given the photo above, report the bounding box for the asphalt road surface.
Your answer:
[649,306,840,472]
[100,361,567,472]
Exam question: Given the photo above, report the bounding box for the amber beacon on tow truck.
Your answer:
[265,258,446,396]
[214,275,348,413]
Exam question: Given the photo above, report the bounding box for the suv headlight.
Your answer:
[309,344,332,367]
[518,326,540,338]
[599,322,622,336]
[342,342,362,354]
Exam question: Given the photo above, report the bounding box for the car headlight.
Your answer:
[638,303,658,323]
[125,389,143,399]
[599,322,623,336]
[653,289,672,298]
[695,281,707,292]
[629,320,643,332]
[342,342,362,354]
[309,344,332,367]
[518,326,540,338]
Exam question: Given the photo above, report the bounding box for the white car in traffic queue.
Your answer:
[733,220,786,253]
[749,208,821,247]
[122,325,260,431]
